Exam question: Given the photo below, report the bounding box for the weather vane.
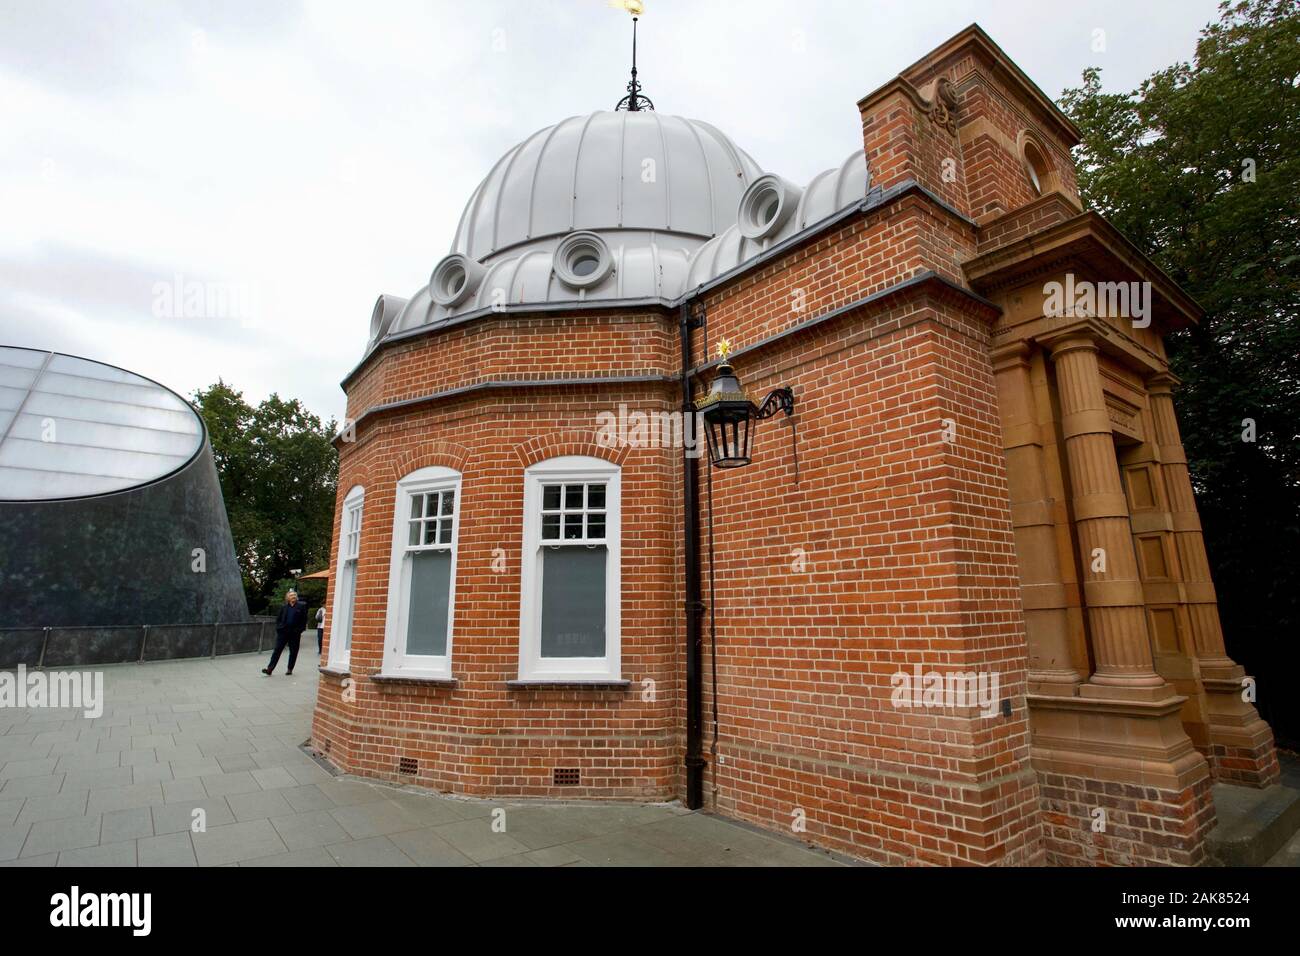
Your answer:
[611,1,653,112]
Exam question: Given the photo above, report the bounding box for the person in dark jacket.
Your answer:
[262,590,308,676]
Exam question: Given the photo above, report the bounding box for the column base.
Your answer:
[1028,691,1215,866]
[1202,676,1280,788]
[1152,650,1213,757]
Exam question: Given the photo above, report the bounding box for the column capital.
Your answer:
[1039,321,1106,359]
[1146,370,1182,396]
[990,341,1032,372]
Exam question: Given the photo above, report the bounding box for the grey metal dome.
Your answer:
[452,110,763,262]
[380,111,766,341]
[367,114,868,350]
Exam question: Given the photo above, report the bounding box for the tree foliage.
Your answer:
[192,381,338,614]
[1061,0,1299,736]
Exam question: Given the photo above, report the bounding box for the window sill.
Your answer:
[370,672,458,688]
[507,679,631,690]
[318,665,351,679]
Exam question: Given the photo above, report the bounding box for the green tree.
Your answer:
[192,381,339,613]
[1061,0,1300,741]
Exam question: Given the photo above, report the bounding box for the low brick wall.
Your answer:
[0,618,276,669]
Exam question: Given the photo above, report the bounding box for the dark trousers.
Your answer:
[267,630,301,673]
[317,627,323,654]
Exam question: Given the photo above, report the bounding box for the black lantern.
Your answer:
[695,341,796,472]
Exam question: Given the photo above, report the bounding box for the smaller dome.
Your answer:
[686,150,869,288]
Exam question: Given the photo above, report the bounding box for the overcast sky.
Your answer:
[0,0,1223,424]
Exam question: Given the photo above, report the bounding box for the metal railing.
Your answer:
[0,617,282,669]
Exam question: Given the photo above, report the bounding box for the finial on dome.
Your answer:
[611,1,654,112]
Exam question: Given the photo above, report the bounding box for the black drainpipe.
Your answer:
[679,301,705,810]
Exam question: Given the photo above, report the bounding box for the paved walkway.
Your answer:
[0,652,844,867]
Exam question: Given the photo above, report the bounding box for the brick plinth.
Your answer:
[1039,771,1216,866]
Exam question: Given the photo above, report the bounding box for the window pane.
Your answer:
[543,484,561,510]
[563,514,582,539]
[423,520,439,546]
[424,493,438,517]
[587,484,605,510]
[339,561,357,652]
[410,496,423,521]
[540,546,606,658]
[565,484,583,509]
[406,550,451,656]
[438,517,452,544]
[586,515,605,539]
[542,514,560,540]
[441,490,454,516]
[408,521,420,547]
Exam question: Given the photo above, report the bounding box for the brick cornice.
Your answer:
[334,374,675,449]
[885,23,1082,147]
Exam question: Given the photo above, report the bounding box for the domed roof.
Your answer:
[452,110,763,262]
[0,346,203,501]
[365,113,870,350]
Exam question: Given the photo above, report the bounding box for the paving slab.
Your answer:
[137,832,196,867]
[22,815,101,858]
[0,653,847,868]
[191,819,287,866]
[57,840,138,867]
[226,788,294,822]
[327,835,415,867]
[385,827,474,866]
[269,810,350,850]
[102,807,155,843]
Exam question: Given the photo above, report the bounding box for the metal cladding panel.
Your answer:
[0,440,250,628]
[685,149,870,289]
[0,346,202,502]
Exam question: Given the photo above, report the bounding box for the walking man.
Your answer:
[315,605,325,654]
[263,590,308,676]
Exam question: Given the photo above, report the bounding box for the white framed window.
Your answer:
[518,456,621,681]
[329,485,364,669]
[381,466,461,679]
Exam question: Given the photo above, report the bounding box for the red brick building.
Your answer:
[312,24,1278,866]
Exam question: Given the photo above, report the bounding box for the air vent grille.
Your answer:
[398,756,418,776]
[553,767,580,786]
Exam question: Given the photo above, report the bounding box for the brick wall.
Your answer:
[314,383,682,799]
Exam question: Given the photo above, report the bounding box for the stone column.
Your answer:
[1146,374,1233,672]
[992,343,1082,693]
[1146,373,1279,785]
[1048,332,1165,694]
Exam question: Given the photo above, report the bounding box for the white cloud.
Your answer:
[0,0,1222,423]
